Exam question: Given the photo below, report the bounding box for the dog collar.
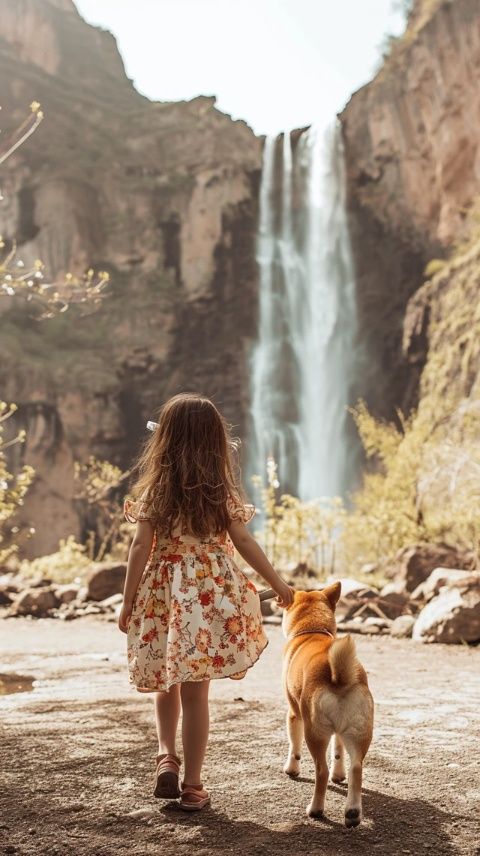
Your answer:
[288,628,334,641]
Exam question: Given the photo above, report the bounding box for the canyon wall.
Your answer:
[341,0,480,416]
[0,0,261,556]
[2,0,480,557]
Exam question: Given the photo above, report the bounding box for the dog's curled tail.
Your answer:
[328,635,359,687]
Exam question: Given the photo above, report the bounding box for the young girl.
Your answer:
[118,393,294,811]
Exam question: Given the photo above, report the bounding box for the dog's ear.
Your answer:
[322,581,341,609]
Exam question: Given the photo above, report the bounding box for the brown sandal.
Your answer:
[180,782,210,811]
[153,753,181,798]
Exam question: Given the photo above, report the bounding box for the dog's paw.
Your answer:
[283,755,301,778]
[345,807,362,828]
[306,802,324,819]
[330,769,346,784]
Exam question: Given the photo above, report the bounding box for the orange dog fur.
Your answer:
[282,582,374,827]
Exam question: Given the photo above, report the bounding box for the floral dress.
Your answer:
[124,498,268,693]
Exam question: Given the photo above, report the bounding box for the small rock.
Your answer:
[126,808,156,819]
[364,617,392,629]
[390,615,416,638]
[0,587,13,606]
[260,598,273,617]
[380,581,406,597]
[53,584,80,605]
[329,577,379,598]
[86,562,127,601]
[359,562,378,575]
[81,605,104,615]
[99,593,124,609]
[25,576,53,589]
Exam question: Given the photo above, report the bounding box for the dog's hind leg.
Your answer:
[342,733,365,828]
[330,734,346,783]
[304,728,330,818]
[283,708,304,778]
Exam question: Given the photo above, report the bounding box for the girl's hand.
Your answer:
[118,601,132,634]
[274,581,295,608]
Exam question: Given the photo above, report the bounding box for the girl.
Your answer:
[118,393,294,811]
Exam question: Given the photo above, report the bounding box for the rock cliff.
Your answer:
[3,0,480,558]
[341,0,480,416]
[0,0,261,555]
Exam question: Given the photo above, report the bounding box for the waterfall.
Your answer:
[249,123,357,500]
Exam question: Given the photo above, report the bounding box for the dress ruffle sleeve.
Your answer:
[124,497,155,524]
[226,496,256,524]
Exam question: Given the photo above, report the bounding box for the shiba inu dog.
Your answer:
[282,583,374,827]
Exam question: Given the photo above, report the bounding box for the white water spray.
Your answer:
[249,123,357,499]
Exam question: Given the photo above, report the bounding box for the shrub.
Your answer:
[0,403,34,566]
[19,535,91,583]
[252,458,346,579]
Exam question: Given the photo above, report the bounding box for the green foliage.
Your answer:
[423,258,446,277]
[340,403,429,571]
[0,402,34,565]
[74,456,130,562]
[252,458,346,578]
[341,399,480,572]
[19,536,90,583]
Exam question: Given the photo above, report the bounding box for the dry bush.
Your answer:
[74,456,130,562]
[252,458,346,578]
[19,535,91,584]
[0,403,34,566]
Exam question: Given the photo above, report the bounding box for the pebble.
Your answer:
[126,807,156,819]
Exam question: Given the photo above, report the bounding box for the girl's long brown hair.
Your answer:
[128,394,245,537]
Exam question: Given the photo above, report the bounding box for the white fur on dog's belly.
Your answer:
[312,687,372,737]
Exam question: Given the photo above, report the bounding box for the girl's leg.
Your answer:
[180,680,210,785]
[155,684,181,755]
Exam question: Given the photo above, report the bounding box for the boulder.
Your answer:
[412,578,480,644]
[86,562,127,601]
[390,615,416,638]
[378,591,410,619]
[393,544,476,593]
[53,584,80,605]
[411,568,479,602]
[9,587,59,616]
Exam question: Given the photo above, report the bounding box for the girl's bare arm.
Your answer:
[118,519,154,632]
[227,519,294,607]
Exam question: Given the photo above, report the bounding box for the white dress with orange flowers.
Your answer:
[125,499,268,693]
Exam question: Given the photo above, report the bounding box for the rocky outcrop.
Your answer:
[341,0,480,417]
[0,0,261,555]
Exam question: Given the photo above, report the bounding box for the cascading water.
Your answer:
[249,123,357,500]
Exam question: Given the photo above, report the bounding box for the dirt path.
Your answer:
[1,618,479,856]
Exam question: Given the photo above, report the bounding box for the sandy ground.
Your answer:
[1,618,479,856]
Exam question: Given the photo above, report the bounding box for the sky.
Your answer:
[74,0,406,136]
